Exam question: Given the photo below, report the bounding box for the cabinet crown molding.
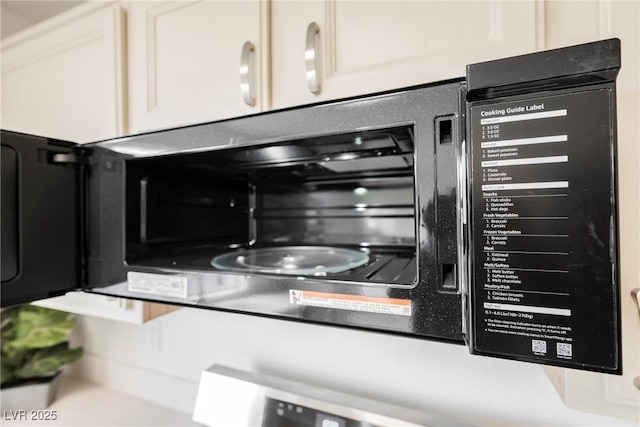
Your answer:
[2,1,119,50]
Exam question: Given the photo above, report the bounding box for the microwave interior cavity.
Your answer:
[125,127,418,285]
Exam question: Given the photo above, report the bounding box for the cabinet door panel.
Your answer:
[543,0,640,421]
[127,0,268,134]
[272,0,537,109]
[1,4,125,143]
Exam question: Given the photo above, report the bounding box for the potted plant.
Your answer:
[1,305,83,410]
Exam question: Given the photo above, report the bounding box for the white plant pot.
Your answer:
[0,373,62,411]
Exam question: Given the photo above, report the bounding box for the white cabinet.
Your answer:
[1,2,126,143]
[125,0,269,134]
[271,0,539,109]
[32,292,177,324]
[542,0,640,422]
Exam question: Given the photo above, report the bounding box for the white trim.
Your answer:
[113,4,126,137]
[1,1,118,50]
[259,0,271,111]
[598,0,615,39]
[534,0,546,51]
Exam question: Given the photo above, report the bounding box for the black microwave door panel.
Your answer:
[0,131,83,307]
[465,39,621,373]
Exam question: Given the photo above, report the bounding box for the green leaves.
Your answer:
[12,307,77,349]
[0,306,82,387]
[14,343,83,380]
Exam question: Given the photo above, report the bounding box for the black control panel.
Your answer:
[262,398,379,427]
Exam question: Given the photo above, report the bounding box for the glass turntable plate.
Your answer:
[211,246,369,276]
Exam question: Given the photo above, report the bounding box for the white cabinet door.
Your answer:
[271,0,538,109]
[126,0,269,134]
[543,1,640,422]
[1,3,126,143]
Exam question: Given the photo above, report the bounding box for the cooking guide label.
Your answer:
[469,90,620,371]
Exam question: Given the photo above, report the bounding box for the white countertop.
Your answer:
[2,375,198,427]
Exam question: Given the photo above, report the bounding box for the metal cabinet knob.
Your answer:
[305,22,321,94]
[240,41,256,106]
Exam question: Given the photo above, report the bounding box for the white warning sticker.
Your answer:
[128,272,188,299]
[289,290,411,316]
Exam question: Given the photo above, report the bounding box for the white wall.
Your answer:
[70,308,633,426]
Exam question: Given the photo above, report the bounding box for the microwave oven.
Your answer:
[1,39,622,374]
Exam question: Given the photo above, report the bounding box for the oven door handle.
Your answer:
[240,41,256,107]
[305,22,321,94]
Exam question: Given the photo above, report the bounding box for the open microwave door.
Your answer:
[464,39,622,373]
[1,131,86,307]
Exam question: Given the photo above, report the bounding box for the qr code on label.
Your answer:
[557,343,572,357]
[532,339,547,354]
